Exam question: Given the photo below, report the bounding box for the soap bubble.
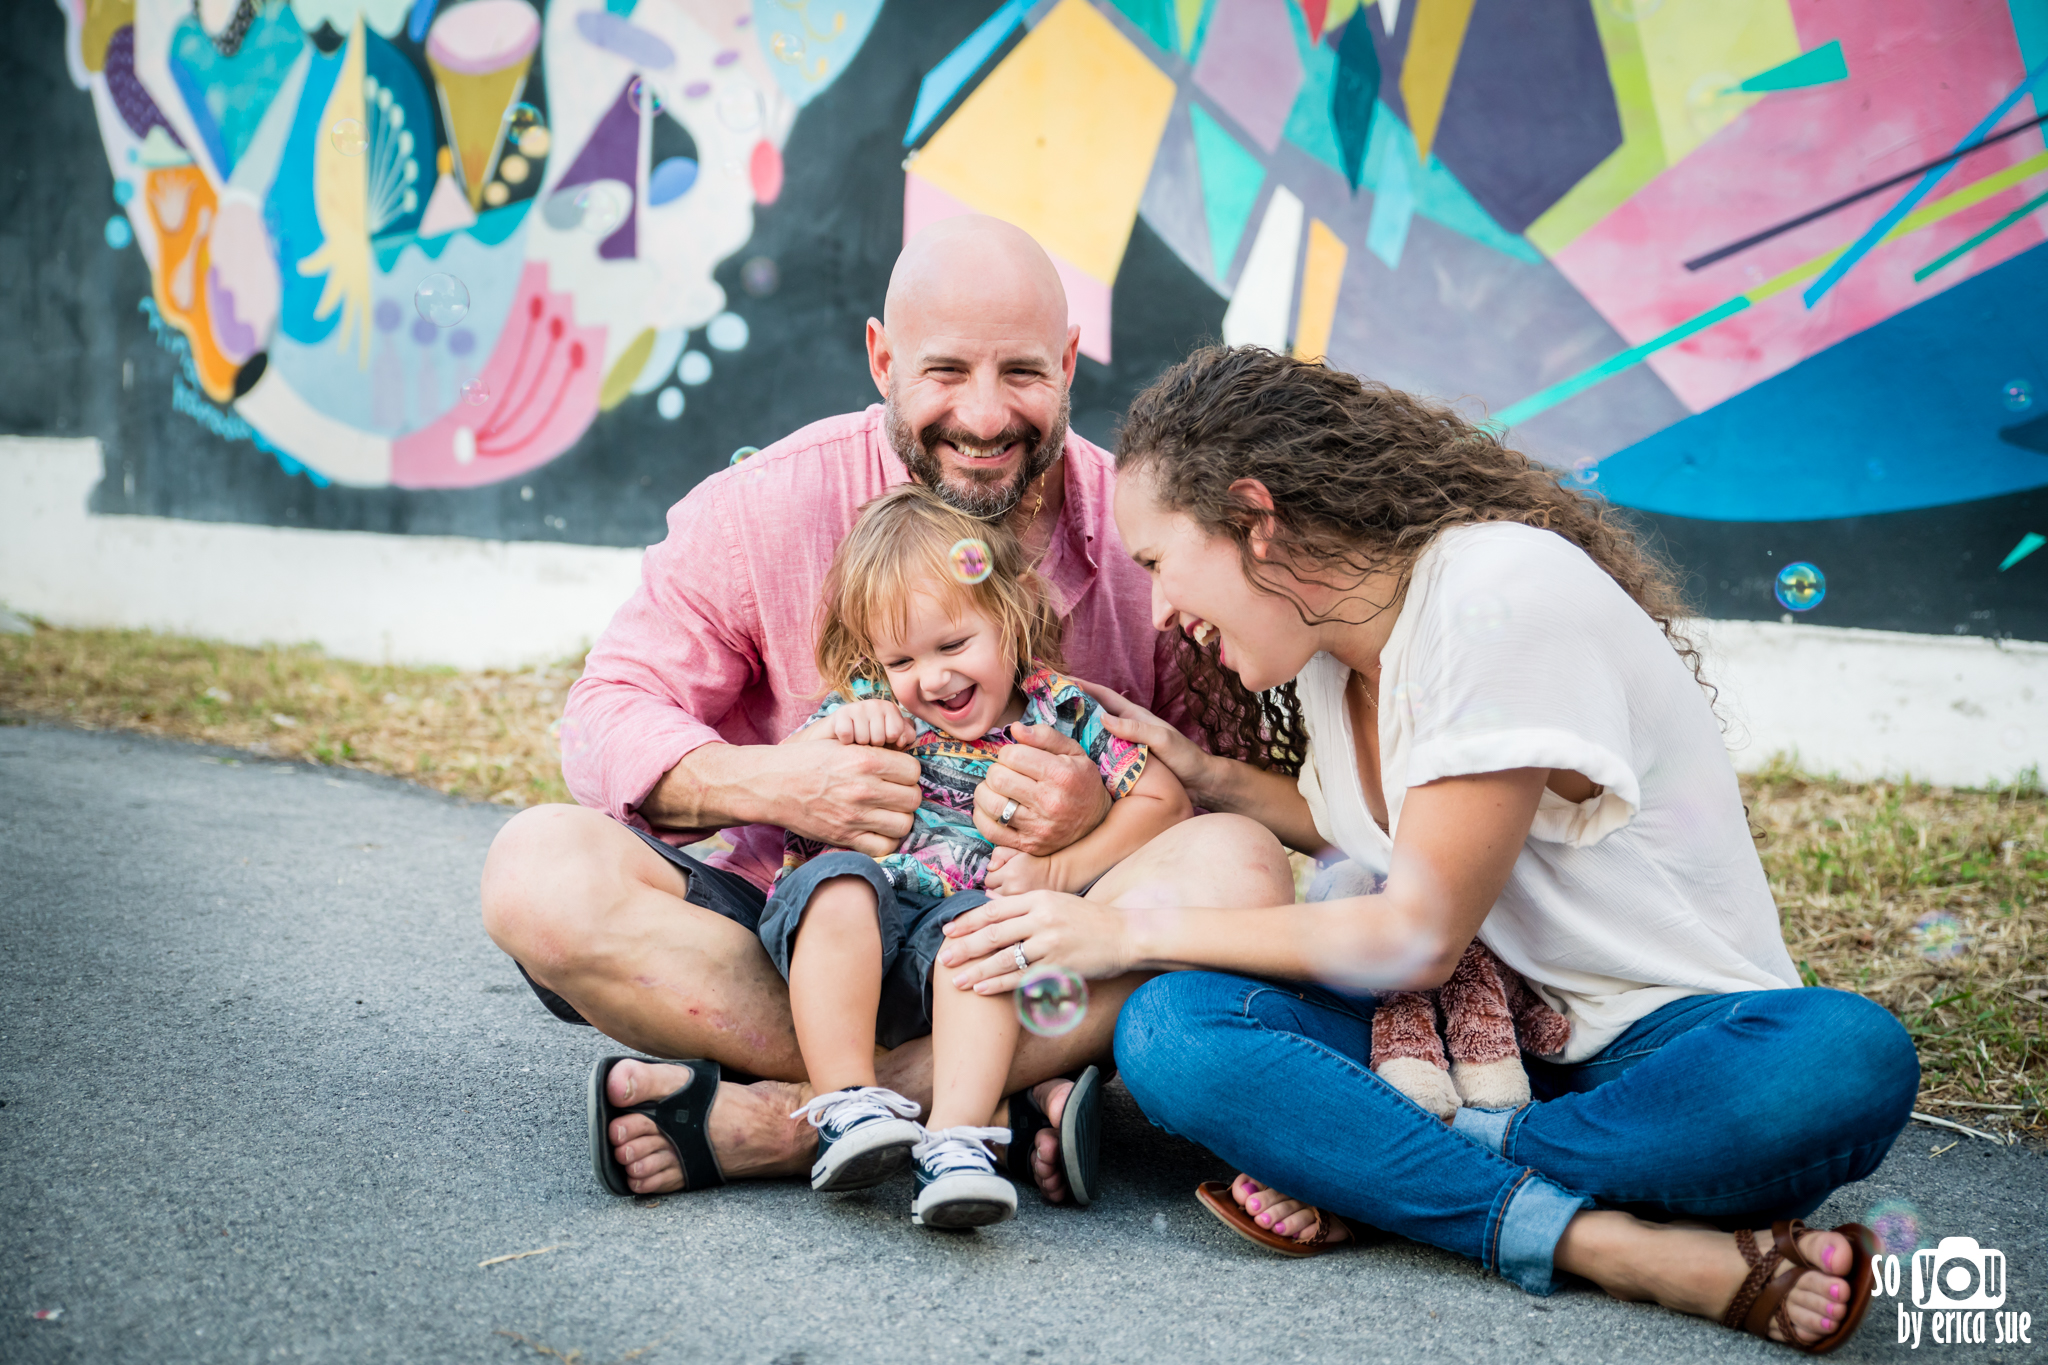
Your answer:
[1569,458,1599,487]
[706,311,749,351]
[2003,378,2034,412]
[741,255,779,297]
[717,86,763,131]
[413,273,469,328]
[1773,561,1826,611]
[729,445,759,465]
[656,387,684,420]
[1912,911,1967,960]
[949,538,993,584]
[459,378,490,406]
[574,183,627,235]
[330,118,367,156]
[677,350,712,385]
[628,76,663,116]
[1864,1199,1924,1257]
[509,102,543,135]
[771,31,805,61]
[1015,963,1088,1038]
[1456,592,1509,634]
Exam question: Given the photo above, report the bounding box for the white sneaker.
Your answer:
[910,1126,1017,1228]
[789,1087,924,1192]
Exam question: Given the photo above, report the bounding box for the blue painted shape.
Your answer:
[1804,58,2048,308]
[904,0,1029,146]
[1331,12,1380,190]
[758,0,883,109]
[104,216,132,249]
[407,0,437,44]
[112,180,133,205]
[1189,102,1265,283]
[2000,531,2047,569]
[166,6,305,178]
[1598,242,2048,522]
[1109,0,1177,52]
[2012,1,2048,99]
[2002,410,2048,452]
[1366,145,1413,268]
[269,42,346,346]
[606,0,639,14]
[1735,39,1848,93]
[647,156,700,205]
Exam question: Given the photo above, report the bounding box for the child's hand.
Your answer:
[829,698,916,749]
[984,845,1060,896]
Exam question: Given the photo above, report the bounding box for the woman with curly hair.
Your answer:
[936,345,1917,1354]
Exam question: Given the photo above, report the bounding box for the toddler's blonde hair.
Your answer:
[815,483,1064,700]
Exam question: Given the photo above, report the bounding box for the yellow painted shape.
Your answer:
[1175,0,1206,51]
[1741,151,2048,303]
[428,52,533,210]
[1325,0,1362,31]
[80,0,135,73]
[1292,219,1348,363]
[1399,0,1477,163]
[296,16,374,366]
[600,329,655,412]
[1637,0,1797,168]
[1524,0,1665,257]
[912,0,1176,284]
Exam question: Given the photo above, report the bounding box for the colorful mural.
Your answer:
[19,0,2048,639]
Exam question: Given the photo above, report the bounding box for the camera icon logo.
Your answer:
[1912,1237,2006,1310]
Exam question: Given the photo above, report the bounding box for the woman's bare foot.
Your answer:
[1556,1209,1855,1346]
[605,1060,818,1194]
[1228,1173,1354,1246]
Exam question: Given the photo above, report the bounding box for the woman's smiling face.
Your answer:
[873,588,1021,740]
[1113,467,1323,694]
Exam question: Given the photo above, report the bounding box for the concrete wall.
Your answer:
[8,434,2042,788]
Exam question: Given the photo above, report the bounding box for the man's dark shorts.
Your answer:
[514,829,985,1050]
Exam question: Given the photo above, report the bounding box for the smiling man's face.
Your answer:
[869,217,1080,520]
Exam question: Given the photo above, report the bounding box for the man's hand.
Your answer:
[972,724,1111,857]
[645,740,921,859]
[827,698,916,749]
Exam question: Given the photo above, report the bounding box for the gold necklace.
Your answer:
[1016,471,1049,541]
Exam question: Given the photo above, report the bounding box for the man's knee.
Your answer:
[480,804,659,969]
[1114,813,1292,906]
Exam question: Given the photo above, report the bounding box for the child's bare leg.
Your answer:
[788,876,884,1092]
[927,976,1020,1130]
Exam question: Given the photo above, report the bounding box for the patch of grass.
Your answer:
[4,622,2042,1136]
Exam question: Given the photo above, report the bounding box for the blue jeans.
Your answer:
[1114,976,1918,1295]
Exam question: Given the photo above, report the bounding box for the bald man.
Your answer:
[480,218,1291,1202]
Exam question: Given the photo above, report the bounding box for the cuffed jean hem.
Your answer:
[1492,1171,1595,1296]
[1451,1104,1517,1157]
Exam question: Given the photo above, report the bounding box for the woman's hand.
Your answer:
[1073,681,1217,803]
[982,845,1060,897]
[937,890,1134,993]
[828,698,916,749]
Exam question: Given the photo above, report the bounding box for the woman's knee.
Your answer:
[1754,988,1920,1132]
[1114,972,1250,1126]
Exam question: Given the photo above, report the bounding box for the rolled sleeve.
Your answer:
[561,487,761,831]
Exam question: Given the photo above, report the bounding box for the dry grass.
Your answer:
[4,621,2043,1138]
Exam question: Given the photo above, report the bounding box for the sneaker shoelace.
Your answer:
[912,1125,1012,1176]
[788,1086,921,1136]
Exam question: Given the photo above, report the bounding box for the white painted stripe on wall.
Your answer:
[4,436,2043,786]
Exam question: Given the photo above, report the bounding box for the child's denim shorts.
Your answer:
[759,850,990,1049]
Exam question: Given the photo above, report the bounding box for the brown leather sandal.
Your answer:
[1195,1180,1351,1259]
[1721,1218,1880,1354]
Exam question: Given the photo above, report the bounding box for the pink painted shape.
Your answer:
[750,139,784,205]
[391,261,605,489]
[1191,0,1306,153]
[1552,0,2045,415]
[903,171,1113,365]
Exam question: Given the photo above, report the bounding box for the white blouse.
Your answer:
[1296,522,1798,1062]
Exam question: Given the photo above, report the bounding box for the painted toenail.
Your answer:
[1830,1283,1843,1301]
[1823,1246,1835,1269]
[1248,1198,1260,1211]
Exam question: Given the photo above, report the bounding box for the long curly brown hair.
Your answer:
[1116,345,1707,776]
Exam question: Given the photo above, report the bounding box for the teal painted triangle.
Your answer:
[1999,531,2046,570]
[1109,0,1178,53]
[1189,103,1266,284]
[1736,39,1849,93]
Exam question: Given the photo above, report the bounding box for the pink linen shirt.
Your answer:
[562,404,1182,892]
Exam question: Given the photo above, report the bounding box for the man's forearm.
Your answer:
[639,742,770,834]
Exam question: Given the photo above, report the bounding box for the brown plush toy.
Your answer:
[1370,940,1572,1119]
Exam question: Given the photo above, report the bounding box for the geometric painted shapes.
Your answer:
[553,83,642,261]
[1999,532,2047,569]
[1331,8,1381,191]
[1292,217,1348,361]
[647,156,700,207]
[903,171,1114,364]
[417,169,477,236]
[1633,0,1797,168]
[756,0,881,106]
[903,0,1029,147]
[1222,183,1304,348]
[1109,0,1178,53]
[1914,186,2048,282]
[1521,0,1664,256]
[1735,38,1848,93]
[166,5,306,180]
[1427,0,1623,234]
[1397,0,1475,163]
[424,0,540,210]
[1189,102,1265,283]
[2002,413,2048,455]
[1192,0,1307,153]
[911,0,1176,286]
[1176,0,1214,56]
[1365,143,1414,266]
[1138,98,1218,287]
[572,10,674,68]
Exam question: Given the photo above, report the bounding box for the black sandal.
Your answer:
[1004,1065,1102,1206]
[588,1055,726,1196]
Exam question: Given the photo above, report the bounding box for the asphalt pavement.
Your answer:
[2,721,2042,1364]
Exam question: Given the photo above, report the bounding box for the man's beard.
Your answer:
[885,384,1070,521]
